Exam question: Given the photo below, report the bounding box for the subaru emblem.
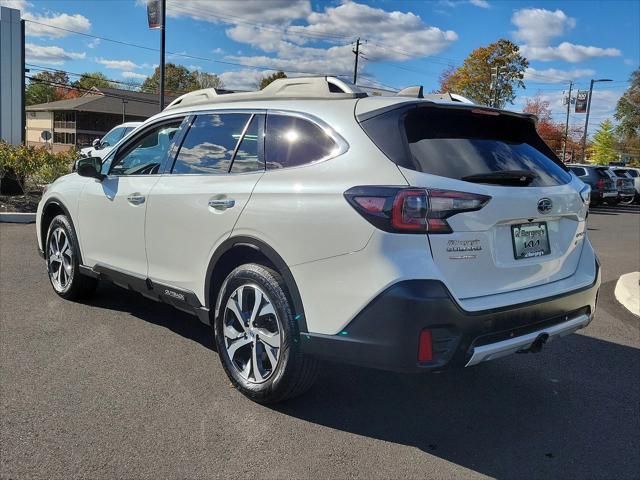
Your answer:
[537,198,552,214]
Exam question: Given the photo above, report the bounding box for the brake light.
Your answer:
[418,329,433,362]
[595,179,605,189]
[344,186,491,234]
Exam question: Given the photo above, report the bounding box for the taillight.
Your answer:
[344,186,491,234]
[595,179,605,189]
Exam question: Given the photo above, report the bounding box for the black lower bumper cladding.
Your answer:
[301,260,600,373]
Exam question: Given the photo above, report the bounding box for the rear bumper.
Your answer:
[301,260,600,373]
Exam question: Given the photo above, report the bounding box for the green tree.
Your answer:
[141,63,198,95]
[439,39,528,108]
[589,119,618,165]
[259,71,287,90]
[25,70,70,105]
[614,69,639,162]
[73,72,113,91]
[193,71,224,90]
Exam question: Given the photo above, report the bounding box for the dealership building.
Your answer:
[25,87,172,151]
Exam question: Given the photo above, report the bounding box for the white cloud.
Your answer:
[219,69,272,90]
[122,71,147,80]
[212,47,225,54]
[25,43,86,64]
[87,38,101,49]
[521,42,621,63]
[624,58,635,66]
[0,0,28,10]
[469,0,489,8]
[97,58,140,70]
[23,12,91,38]
[512,8,574,47]
[525,67,595,83]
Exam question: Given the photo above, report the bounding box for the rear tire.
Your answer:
[214,263,319,403]
[45,215,97,300]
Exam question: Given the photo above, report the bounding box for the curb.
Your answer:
[0,212,36,224]
[614,272,640,317]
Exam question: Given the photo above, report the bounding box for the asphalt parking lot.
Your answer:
[1,206,639,479]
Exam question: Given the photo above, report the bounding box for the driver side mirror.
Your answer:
[92,138,101,149]
[77,157,105,181]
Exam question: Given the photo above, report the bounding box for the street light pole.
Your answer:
[122,99,128,123]
[562,81,573,162]
[581,78,612,162]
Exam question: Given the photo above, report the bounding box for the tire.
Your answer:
[214,263,319,403]
[45,214,97,300]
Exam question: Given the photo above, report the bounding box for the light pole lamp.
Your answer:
[581,78,612,162]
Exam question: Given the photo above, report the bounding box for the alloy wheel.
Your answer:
[223,284,282,384]
[48,227,73,291]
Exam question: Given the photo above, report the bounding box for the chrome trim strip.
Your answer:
[465,313,590,367]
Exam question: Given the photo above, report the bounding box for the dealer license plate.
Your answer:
[511,222,550,260]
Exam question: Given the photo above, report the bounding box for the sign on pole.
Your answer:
[575,90,589,113]
[147,0,161,29]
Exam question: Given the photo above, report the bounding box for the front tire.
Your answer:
[214,263,318,403]
[45,214,97,300]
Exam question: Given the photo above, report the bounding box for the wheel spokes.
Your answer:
[227,337,252,360]
[251,343,264,383]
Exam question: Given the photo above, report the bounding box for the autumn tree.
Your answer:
[25,70,70,105]
[614,69,640,162]
[439,39,528,108]
[259,71,287,90]
[193,71,224,90]
[142,63,198,95]
[73,72,113,91]
[523,95,564,152]
[589,119,618,165]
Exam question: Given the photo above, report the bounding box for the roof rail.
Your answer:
[396,87,475,105]
[164,76,367,111]
[396,85,424,98]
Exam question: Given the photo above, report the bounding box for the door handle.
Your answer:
[208,199,235,210]
[127,193,146,205]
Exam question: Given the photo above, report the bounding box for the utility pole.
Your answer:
[352,37,360,85]
[159,0,166,111]
[122,99,128,123]
[562,81,573,163]
[581,78,612,162]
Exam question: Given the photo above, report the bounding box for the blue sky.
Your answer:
[3,0,638,132]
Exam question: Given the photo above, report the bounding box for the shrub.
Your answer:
[0,142,77,194]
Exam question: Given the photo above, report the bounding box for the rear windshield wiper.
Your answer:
[461,170,538,186]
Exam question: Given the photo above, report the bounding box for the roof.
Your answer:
[26,86,174,118]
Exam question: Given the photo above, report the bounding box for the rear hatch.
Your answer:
[609,170,635,194]
[359,103,588,300]
[593,167,617,193]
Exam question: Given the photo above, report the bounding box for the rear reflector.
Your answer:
[418,330,433,362]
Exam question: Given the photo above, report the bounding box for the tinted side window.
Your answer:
[230,115,263,174]
[265,115,337,169]
[110,120,182,176]
[172,113,251,175]
[570,167,587,176]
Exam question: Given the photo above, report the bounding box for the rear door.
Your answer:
[145,111,265,299]
[362,104,589,300]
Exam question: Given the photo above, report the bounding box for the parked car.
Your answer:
[80,122,142,159]
[568,164,617,206]
[36,77,600,403]
[607,168,635,205]
[611,167,640,203]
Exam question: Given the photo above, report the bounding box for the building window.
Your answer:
[53,132,76,145]
[53,111,76,129]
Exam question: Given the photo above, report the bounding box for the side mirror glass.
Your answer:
[92,138,101,148]
[77,157,105,180]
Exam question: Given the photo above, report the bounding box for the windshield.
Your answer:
[101,127,125,147]
[402,108,571,187]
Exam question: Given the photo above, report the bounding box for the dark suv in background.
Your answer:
[568,164,617,206]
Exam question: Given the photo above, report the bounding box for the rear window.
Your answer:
[570,167,587,176]
[362,105,571,187]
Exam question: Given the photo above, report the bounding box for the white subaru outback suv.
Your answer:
[36,77,600,403]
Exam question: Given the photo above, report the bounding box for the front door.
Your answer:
[77,118,183,276]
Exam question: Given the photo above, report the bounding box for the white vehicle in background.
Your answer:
[611,167,640,203]
[80,121,142,159]
[36,77,600,403]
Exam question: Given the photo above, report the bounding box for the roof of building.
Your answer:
[26,86,174,118]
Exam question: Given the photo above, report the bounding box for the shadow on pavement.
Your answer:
[85,280,639,479]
